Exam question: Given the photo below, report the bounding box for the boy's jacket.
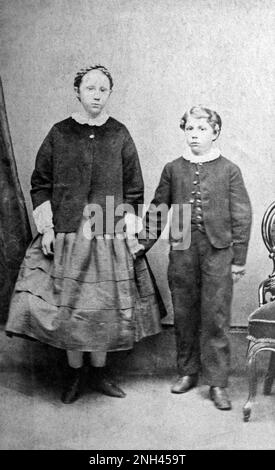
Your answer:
[139,155,252,265]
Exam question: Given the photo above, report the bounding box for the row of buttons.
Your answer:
[191,165,203,223]
[189,198,201,204]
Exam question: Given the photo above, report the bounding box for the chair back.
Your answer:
[259,201,275,305]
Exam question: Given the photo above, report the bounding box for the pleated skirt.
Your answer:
[6,218,163,352]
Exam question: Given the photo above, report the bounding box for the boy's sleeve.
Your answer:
[138,163,172,252]
[30,128,54,210]
[122,130,144,215]
[230,164,252,265]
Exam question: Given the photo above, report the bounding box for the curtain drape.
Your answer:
[0,77,32,323]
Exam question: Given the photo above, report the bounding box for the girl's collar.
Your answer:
[183,147,221,164]
[71,110,110,127]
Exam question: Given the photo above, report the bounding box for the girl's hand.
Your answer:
[132,244,145,260]
[232,264,246,283]
[126,236,145,259]
[41,228,55,257]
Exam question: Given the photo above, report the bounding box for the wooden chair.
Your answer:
[243,201,275,422]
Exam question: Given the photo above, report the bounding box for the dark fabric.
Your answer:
[6,217,162,351]
[0,77,32,323]
[168,230,233,387]
[248,302,275,340]
[31,117,144,233]
[139,156,252,266]
[140,255,167,320]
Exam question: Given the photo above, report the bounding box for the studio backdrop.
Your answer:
[1,0,274,324]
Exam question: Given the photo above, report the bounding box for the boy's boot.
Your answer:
[171,374,198,394]
[210,386,232,410]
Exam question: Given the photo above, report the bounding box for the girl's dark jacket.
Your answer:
[31,117,144,234]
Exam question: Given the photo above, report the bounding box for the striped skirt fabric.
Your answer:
[6,218,163,352]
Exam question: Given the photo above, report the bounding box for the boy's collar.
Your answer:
[183,147,221,163]
[71,110,110,127]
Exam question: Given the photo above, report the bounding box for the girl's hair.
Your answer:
[74,65,114,91]
[180,105,222,135]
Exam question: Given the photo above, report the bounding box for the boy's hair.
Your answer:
[180,106,222,136]
[74,64,114,91]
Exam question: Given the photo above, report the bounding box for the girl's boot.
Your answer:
[61,366,83,404]
[92,366,126,398]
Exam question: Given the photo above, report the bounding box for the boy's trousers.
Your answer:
[168,229,233,388]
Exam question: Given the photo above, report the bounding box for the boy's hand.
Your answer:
[232,264,246,283]
[41,228,55,257]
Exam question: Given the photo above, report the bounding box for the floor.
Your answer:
[1,327,275,450]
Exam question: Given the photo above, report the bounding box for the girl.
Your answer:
[138,106,252,410]
[6,65,164,404]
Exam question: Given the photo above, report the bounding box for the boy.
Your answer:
[138,106,252,410]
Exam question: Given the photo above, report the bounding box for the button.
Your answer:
[191,190,196,195]
[196,215,202,220]
[196,191,201,196]
[195,171,199,175]
[196,207,202,212]
[89,134,95,139]
[196,199,202,204]
[193,180,198,185]
[189,198,195,203]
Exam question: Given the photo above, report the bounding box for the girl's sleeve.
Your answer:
[32,200,54,234]
[138,163,172,252]
[122,129,144,215]
[30,128,54,210]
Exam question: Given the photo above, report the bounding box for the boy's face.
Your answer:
[184,117,217,155]
[77,69,111,118]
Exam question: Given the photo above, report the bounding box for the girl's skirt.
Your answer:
[5,217,164,351]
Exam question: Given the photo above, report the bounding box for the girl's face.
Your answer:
[77,69,111,118]
[184,117,217,155]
